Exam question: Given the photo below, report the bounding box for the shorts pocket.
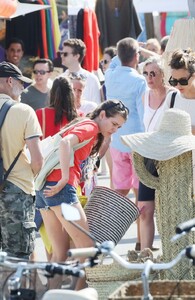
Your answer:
[5,222,36,257]
[22,221,36,254]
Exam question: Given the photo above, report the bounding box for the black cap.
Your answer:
[0,61,32,84]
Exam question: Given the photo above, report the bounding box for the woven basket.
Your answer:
[133,151,195,280]
[108,280,195,299]
[85,186,140,245]
[86,261,142,300]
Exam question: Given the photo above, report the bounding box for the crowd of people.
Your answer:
[0,30,195,290]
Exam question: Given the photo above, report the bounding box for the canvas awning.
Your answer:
[0,2,51,19]
[133,0,188,13]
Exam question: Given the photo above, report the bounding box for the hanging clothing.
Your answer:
[76,8,84,40]
[95,0,142,51]
[6,1,43,57]
[83,8,100,71]
[6,0,60,60]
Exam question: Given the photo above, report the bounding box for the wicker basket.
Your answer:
[85,261,142,300]
[85,260,161,300]
[108,280,195,299]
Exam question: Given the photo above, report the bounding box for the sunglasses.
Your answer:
[101,59,110,65]
[33,70,50,75]
[69,72,87,81]
[168,74,192,87]
[143,71,157,78]
[105,100,129,114]
[60,52,73,57]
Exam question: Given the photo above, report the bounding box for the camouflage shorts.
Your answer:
[0,181,36,259]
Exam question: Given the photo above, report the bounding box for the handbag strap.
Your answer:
[4,150,22,181]
[0,100,14,127]
[41,108,46,139]
[170,92,177,108]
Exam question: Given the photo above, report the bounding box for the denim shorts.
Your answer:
[36,181,79,209]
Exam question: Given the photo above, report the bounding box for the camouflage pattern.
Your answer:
[0,181,36,259]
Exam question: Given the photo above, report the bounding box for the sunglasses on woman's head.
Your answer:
[69,72,87,81]
[105,100,129,114]
[143,71,157,78]
[168,74,192,87]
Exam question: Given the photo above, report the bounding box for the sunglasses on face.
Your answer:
[60,51,73,57]
[101,59,110,65]
[33,70,50,75]
[168,74,192,87]
[143,71,157,78]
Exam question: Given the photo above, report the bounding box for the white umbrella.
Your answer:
[0,2,51,19]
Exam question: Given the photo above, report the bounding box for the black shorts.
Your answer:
[138,158,158,202]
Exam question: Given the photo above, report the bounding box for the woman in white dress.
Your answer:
[137,57,174,251]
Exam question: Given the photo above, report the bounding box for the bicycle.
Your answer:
[61,203,195,300]
[0,251,98,300]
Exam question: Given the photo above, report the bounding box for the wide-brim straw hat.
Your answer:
[121,108,195,161]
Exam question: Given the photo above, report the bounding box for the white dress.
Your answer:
[143,89,167,132]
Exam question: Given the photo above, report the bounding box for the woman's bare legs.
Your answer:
[41,202,93,290]
[138,200,155,250]
[40,209,70,262]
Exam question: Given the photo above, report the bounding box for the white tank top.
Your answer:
[143,90,166,132]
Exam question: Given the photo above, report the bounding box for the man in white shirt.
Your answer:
[60,38,101,105]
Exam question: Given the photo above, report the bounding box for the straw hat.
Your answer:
[121,108,195,161]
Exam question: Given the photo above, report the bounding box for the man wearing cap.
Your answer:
[0,61,43,258]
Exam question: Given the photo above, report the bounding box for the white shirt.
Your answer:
[63,68,101,105]
[80,100,97,116]
[163,91,195,126]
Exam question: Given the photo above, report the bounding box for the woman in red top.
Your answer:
[36,76,78,138]
[35,76,78,262]
[36,100,129,289]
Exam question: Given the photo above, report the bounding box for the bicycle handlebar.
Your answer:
[68,243,195,273]
[0,253,85,278]
[176,218,195,234]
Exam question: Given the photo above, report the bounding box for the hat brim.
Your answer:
[17,75,32,84]
[121,132,195,160]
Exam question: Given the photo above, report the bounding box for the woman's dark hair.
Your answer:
[50,76,78,125]
[61,100,128,156]
[104,46,117,59]
[87,99,129,155]
[169,48,195,74]
[33,58,54,72]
